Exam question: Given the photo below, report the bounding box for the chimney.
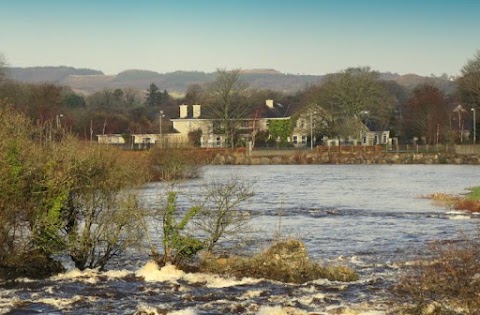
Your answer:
[179,104,188,118]
[266,99,274,108]
[192,104,201,118]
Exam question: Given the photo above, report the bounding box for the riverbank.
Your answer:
[211,150,480,165]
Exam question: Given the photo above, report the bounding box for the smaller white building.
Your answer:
[361,131,391,145]
[97,133,186,148]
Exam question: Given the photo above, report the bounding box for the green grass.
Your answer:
[467,186,480,201]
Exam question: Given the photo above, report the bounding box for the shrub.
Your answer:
[0,105,150,276]
[146,176,254,267]
[0,107,61,266]
[149,146,203,181]
[393,238,480,314]
[193,176,254,252]
[63,144,149,270]
[187,128,202,147]
[157,192,203,266]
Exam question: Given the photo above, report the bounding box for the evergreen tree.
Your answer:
[145,83,163,107]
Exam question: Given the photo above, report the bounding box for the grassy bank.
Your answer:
[427,186,480,212]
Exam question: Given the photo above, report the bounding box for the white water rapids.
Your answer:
[1,165,479,314]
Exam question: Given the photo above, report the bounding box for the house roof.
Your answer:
[250,101,294,119]
[171,101,296,120]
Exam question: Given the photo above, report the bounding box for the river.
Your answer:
[2,165,479,314]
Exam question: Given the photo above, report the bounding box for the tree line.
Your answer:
[1,51,480,146]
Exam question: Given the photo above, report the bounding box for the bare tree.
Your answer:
[194,176,254,252]
[0,53,9,82]
[459,50,480,108]
[403,84,449,144]
[185,83,204,105]
[314,67,395,138]
[207,68,250,147]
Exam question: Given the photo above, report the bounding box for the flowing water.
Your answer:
[2,165,480,315]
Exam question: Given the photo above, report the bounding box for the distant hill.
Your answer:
[239,68,282,74]
[10,66,103,84]
[8,66,456,95]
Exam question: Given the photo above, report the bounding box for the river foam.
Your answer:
[135,260,260,288]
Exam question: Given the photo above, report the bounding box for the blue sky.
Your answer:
[1,0,479,76]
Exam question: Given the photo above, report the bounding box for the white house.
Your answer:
[291,107,391,147]
[170,100,292,148]
[98,100,391,149]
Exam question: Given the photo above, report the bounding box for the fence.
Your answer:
[141,144,458,155]
[454,145,480,155]
[316,144,455,154]
[388,144,454,153]
[316,145,383,153]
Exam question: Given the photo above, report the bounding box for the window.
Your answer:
[293,135,298,144]
[241,121,250,128]
[301,135,307,144]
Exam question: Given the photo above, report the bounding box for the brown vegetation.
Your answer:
[454,198,480,212]
[393,239,480,314]
[199,239,359,284]
[148,146,206,181]
[426,192,480,212]
[395,186,480,313]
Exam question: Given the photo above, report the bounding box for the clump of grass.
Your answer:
[199,239,359,283]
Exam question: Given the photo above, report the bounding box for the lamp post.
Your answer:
[472,108,476,145]
[56,114,63,129]
[310,111,313,150]
[159,110,165,147]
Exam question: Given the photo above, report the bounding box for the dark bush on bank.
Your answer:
[0,250,64,280]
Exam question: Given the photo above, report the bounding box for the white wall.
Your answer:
[172,119,212,135]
